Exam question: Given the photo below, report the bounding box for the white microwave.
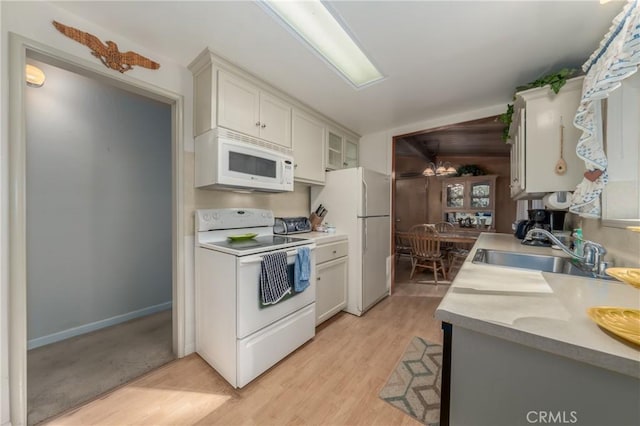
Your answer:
[195,129,294,192]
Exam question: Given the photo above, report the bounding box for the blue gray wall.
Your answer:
[26,59,172,345]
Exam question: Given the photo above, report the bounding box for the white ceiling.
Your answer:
[53,1,622,136]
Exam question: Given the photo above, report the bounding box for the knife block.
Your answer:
[309,212,324,231]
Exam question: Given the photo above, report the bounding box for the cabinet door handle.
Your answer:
[261,123,267,128]
[343,162,348,166]
[332,250,337,254]
[255,121,261,127]
[294,164,298,168]
[317,277,321,281]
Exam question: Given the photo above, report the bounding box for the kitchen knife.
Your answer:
[315,204,323,215]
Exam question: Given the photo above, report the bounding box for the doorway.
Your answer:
[24,56,174,424]
[390,116,515,294]
[8,35,185,426]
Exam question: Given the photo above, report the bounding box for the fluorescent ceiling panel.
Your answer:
[261,0,384,88]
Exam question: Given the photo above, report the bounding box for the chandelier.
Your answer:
[422,161,457,177]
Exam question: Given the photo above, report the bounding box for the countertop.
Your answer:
[294,231,347,245]
[435,233,640,378]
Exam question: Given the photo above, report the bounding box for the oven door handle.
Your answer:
[239,245,316,265]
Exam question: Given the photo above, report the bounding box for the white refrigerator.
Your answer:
[311,167,391,316]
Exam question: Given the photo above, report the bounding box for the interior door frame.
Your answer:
[7,33,186,425]
[390,136,398,293]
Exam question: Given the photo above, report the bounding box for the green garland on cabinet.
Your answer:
[500,68,578,142]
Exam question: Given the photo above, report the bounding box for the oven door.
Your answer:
[236,245,316,339]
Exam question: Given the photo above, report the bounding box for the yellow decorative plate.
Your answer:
[227,233,258,241]
[587,307,640,346]
[605,268,640,289]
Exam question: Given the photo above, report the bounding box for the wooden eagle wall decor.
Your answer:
[52,21,160,73]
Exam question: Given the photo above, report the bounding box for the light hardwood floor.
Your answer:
[46,294,442,426]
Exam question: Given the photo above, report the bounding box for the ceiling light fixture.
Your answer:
[422,161,457,177]
[25,64,46,88]
[260,0,384,89]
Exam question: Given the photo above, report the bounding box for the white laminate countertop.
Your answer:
[294,231,347,245]
[435,233,640,378]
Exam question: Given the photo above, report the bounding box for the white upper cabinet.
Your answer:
[326,129,344,170]
[259,91,292,148]
[292,109,326,184]
[326,129,359,170]
[217,70,260,138]
[344,138,358,168]
[188,49,360,184]
[218,70,291,148]
[508,76,585,199]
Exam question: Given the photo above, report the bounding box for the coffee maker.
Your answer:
[518,209,567,246]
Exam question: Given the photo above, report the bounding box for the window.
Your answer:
[601,71,640,228]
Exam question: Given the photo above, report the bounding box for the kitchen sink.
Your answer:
[472,249,613,280]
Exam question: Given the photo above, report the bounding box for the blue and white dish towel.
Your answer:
[294,246,311,292]
[259,251,292,305]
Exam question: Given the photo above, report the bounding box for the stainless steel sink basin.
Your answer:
[472,248,613,280]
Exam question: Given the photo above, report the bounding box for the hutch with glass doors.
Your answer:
[442,175,498,229]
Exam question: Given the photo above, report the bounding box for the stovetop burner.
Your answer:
[206,235,309,252]
[196,208,313,256]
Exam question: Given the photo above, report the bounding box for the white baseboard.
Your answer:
[28,301,172,350]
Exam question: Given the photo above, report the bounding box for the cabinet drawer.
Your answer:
[316,241,348,264]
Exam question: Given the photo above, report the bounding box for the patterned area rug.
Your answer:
[379,336,442,425]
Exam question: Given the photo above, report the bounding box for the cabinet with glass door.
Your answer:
[326,129,359,170]
[442,175,497,229]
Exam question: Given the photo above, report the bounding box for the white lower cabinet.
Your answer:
[315,241,348,325]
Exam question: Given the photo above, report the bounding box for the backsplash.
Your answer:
[184,152,310,234]
[582,218,640,268]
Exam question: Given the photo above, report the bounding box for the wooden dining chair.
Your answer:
[433,222,455,259]
[394,232,413,263]
[409,223,434,232]
[448,249,470,278]
[433,222,454,233]
[409,226,447,286]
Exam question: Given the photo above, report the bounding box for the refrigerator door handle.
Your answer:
[362,178,368,218]
[362,219,367,252]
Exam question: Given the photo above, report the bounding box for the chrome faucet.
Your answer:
[523,228,610,277]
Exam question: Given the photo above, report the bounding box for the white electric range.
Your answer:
[194,208,316,388]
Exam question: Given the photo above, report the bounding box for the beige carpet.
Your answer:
[28,309,174,425]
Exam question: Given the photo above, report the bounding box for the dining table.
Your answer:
[396,230,479,246]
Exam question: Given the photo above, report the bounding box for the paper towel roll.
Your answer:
[543,192,572,210]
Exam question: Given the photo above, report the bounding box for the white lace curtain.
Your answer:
[570,0,640,218]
